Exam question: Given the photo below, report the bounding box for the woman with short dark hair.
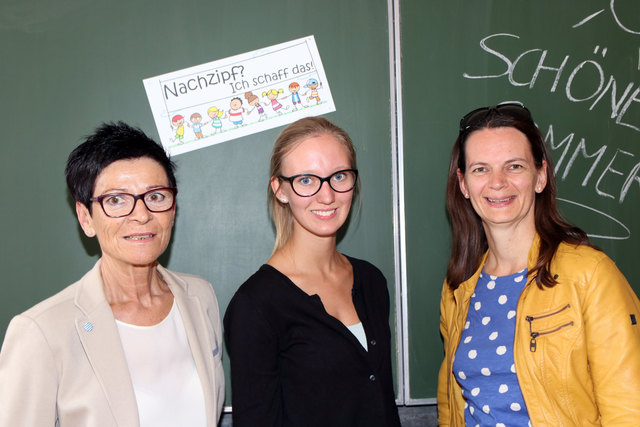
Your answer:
[0,122,225,427]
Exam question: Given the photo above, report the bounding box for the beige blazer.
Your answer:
[0,260,225,427]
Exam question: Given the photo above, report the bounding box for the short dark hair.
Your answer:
[65,122,176,212]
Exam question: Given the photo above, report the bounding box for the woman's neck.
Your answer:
[269,229,341,275]
[482,222,536,277]
[99,257,166,305]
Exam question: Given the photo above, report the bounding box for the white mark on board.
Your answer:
[574,1,640,35]
[463,33,640,134]
[557,198,631,240]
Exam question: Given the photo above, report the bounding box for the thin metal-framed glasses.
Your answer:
[90,187,178,218]
[459,102,533,133]
[279,169,358,197]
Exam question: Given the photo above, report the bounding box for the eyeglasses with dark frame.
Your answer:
[459,102,534,133]
[279,169,358,197]
[90,187,178,218]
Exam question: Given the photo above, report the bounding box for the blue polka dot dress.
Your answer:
[453,269,531,427]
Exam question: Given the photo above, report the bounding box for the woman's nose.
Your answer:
[315,181,336,203]
[128,198,152,222]
[489,170,507,189]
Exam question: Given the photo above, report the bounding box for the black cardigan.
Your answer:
[224,256,401,427]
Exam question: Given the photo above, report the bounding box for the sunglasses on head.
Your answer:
[459,102,534,133]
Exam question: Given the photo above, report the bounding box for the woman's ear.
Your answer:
[536,160,548,193]
[271,177,287,203]
[457,169,469,198]
[76,202,96,237]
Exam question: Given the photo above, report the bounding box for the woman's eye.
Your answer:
[297,176,314,186]
[472,167,486,173]
[508,164,524,170]
[147,192,165,202]
[104,195,125,206]
[333,172,346,182]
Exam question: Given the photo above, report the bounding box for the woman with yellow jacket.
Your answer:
[437,103,640,426]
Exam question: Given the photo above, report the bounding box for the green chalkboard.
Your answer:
[5,0,638,409]
[0,0,397,407]
[401,0,640,401]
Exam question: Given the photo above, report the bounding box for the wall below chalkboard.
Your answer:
[218,405,438,426]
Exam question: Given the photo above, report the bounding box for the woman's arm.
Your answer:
[584,255,640,423]
[437,281,452,426]
[224,289,282,427]
[201,281,226,421]
[0,315,59,426]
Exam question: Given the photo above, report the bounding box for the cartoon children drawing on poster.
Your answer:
[207,106,225,134]
[144,36,337,155]
[171,114,185,143]
[263,89,289,115]
[188,113,205,139]
[288,82,304,111]
[227,97,246,127]
[304,78,322,104]
[245,91,268,122]
[164,75,326,147]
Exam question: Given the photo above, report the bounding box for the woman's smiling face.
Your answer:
[76,157,176,270]
[458,126,547,232]
[273,133,354,240]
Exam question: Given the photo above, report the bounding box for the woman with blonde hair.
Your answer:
[224,116,400,427]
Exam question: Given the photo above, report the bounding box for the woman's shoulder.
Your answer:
[224,265,291,324]
[16,282,79,324]
[16,260,105,324]
[157,265,218,303]
[345,255,385,278]
[161,267,212,289]
[4,278,90,351]
[553,242,624,283]
[554,241,610,267]
[344,254,388,297]
[233,264,288,297]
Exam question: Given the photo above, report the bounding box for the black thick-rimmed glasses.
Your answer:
[90,187,178,218]
[279,169,358,197]
[459,102,533,133]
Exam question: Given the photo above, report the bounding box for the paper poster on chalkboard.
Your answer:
[143,35,336,156]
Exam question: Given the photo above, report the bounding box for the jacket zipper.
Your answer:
[525,304,573,352]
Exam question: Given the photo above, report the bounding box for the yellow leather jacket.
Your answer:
[438,235,640,426]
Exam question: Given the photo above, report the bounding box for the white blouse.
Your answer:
[116,301,206,427]
[347,321,368,351]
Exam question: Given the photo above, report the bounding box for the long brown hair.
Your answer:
[268,117,359,253]
[445,105,594,290]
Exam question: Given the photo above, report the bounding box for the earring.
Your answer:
[464,193,469,198]
[86,231,95,237]
[279,198,288,203]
